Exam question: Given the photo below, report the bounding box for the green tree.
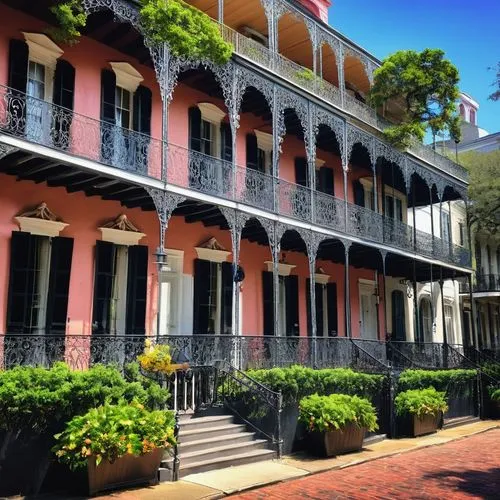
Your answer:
[488,62,500,101]
[369,49,461,149]
[460,150,500,236]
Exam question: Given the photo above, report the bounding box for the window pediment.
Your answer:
[15,202,67,237]
[22,33,63,68]
[109,62,143,92]
[195,237,231,262]
[198,102,226,124]
[99,214,145,246]
[265,261,296,276]
[254,130,273,152]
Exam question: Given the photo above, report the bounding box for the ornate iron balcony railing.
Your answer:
[220,24,467,182]
[0,84,470,267]
[461,274,500,294]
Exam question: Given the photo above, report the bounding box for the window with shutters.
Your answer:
[92,241,147,336]
[306,280,338,337]
[444,304,454,344]
[7,231,73,335]
[197,103,226,158]
[419,297,433,343]
[254,130,273,174]
[193,259,232,334]
[384,194,403,221]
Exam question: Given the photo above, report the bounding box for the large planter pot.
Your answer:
[307,424,366,458]
[85,448,163,496]
[398,413,441,438]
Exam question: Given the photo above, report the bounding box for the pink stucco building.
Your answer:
[0,0,475,370]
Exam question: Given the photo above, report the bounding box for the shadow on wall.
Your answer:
[423,467,500,498]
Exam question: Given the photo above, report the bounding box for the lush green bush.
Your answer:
[397,369,477,392]
[299,394,378,433]
[395,388,448,418]
[0,363,170,433]
[245,366,385,405]
[481,362,500,382]
[53,402,176,470]
[490,388,500,402]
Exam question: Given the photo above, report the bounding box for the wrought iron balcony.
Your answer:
[0,84,470,267]
[461,274,500,294]
[221,25,468,183]
[0,85,163,179]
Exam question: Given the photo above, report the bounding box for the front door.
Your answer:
[359,283,377,339]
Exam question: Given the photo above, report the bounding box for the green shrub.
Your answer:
[53,402,176,470]
[395,388,448,418]
[0,363,170,433]
[245,366,384,405]
[490,388,500,402]
[299,394,378,433]
[481,362,500,382]
[398,369,477,392]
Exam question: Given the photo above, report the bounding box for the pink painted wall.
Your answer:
[0,174,160,336]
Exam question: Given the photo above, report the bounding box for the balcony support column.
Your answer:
[338,44,345,108]
[344,242,352,337]
[372,163,378,213]
[411,176,417,251]
[468,273,478,348]
[145,189,186,338]
[307,102,316,222]
[381,251,388,340]
[439,268,449,367]
[161,43,170,182]
[272,85,281,213]
[218,0,223,23]
[412,258,420,342]
[272,223,286,337]
[306,233,322,365]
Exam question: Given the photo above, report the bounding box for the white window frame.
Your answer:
[359,177,408,222]
[358,279,378,340]
[197,102,226,158]
[159,249,184,336]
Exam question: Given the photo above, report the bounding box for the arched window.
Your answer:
[419,297,433,343]
[469,108,476,125]
[459,103,466,120]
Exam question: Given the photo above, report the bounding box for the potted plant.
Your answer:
[299,393,378,457]
[138,341,189,376]
[395,387,448,437]
[52,402,176,496]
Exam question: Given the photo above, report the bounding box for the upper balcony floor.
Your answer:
[0,1,471,269]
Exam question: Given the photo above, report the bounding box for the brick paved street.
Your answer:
[230,429,500,500]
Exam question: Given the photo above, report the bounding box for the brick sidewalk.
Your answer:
[230,429,500,500]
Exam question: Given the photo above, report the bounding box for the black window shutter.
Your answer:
[100,69,116,161]
[220,261,233,334]
[262,271,274,336]
[8,39,29,134]
[8,39,28,93]
[326,283,338,336]
[132,85,152,135]
[285,275,299,336]
[353,180,365,207]
[294,157,308,187]
[188,107,202,152]
[315,283,324,337]
[52,59,75,149]
[193,259,211,334]
[92,241,115,335]
[246,133,259,170]
[391,290,406,341]
[6,231,35,334]
[220,122,232,162]
[126,245,148,336]
[46,237,74,334]
[320,167,334,196]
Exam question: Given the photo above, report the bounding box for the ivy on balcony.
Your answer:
[50,0,232,64]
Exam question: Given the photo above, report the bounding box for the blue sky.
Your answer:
[329,0,500,134]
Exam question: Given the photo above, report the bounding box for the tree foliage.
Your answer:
[49,0,232,65]
[459,149,500,236]
[369,49,461,149]
[488,61,500,102]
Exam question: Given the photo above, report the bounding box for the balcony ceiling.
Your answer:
[0,150,155,211]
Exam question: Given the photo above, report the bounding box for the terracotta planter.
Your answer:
[85,447,163,496]
[398,413,441,437]
[307,423,366,457]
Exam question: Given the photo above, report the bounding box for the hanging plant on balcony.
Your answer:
[49,0,232,65]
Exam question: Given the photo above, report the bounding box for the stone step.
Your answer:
[443,415,479,429]
[178,431,256,453]
[179,448,276,478]
[179,423,248,443]
[179,439,270,467]
[179,414,235,430]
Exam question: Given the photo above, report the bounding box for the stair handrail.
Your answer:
[350,339,390,373]
[214,359,283,458]
[386,341,418,370]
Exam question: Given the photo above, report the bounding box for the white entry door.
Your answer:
[359,283,377,339]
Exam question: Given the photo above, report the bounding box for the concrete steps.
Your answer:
[443,415,479,429]
[159,411,276,480]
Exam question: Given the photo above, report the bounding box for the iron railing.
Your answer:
[215,359,283,457]
[0,84,470,267]
[220,25,467,182]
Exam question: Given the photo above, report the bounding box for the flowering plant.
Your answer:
[138,341,175,374]
[52,402,176,470]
